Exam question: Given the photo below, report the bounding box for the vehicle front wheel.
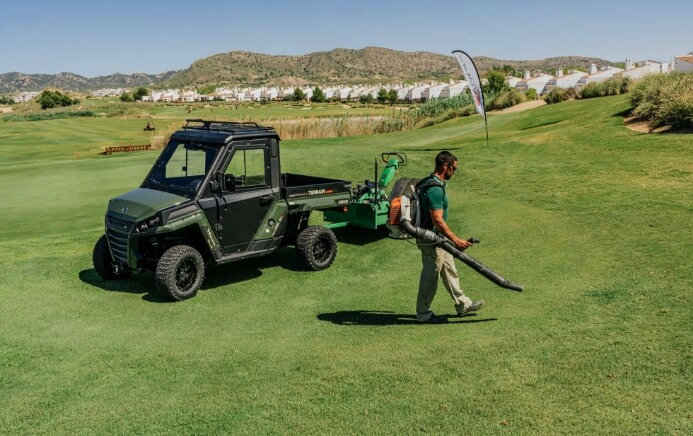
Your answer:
[93,235,130,280]
[295,226,338,271]
[155,245,205,301]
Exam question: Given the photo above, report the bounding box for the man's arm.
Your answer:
[430,209,471,249]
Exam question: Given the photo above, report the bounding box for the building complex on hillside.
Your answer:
[8,54,691,104]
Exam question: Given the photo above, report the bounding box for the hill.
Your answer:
[167,47,614,87]
[1,47,614,93]
[0,71,179,94]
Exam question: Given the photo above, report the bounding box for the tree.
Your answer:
[133,87,149,101]
[377,88,389,104]
[359,94,373,104]
[388,89,398,104]
[38,92,56,109]
[292,87,305,101]
[493,64,517,77]
[311,86,326,103]
[0,96,16,105]
[37,90,75,109]
[486,70,507,94]
[120,92,134,102]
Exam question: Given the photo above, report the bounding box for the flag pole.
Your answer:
[484,114,489,146]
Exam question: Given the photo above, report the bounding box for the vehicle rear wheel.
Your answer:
[295,226,337,271]
[155,245,205,301]
[93,234,130,280]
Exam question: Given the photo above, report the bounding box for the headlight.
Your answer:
[135,214,162,233]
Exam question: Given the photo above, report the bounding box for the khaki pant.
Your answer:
[416,239,473,322]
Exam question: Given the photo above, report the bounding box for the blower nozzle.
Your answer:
[398,196,523,292]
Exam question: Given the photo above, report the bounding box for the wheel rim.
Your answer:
[175,257,198,292]
[312,234,332,263]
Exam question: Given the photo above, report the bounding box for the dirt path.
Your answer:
[623,116,653,133]
[0,107,13,114]
[491,99,546,114]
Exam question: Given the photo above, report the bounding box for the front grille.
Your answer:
[106,215,133,264]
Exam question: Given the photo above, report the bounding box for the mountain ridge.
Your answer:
[0,71,180,94]
[1,47,615,94]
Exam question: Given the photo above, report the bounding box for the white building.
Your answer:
[217,88,236,101]
[364,86,381,100]
[301,86,313,101]
[396,85,414,101]
[516,73,553,95]
[439,81,467,98]
[348,86,367,100]
[160,89,179,102]
[92,88,125,97]
[423,83,449,100]
[235,91,250,102]
[544,70,587,93]
[618,59,668,80]
[322,87,335,100]
[672,53,693,72]
[262,87,280,100]
[278,87,295,100]
[334,87,351,101]
[506,77,522,88]
[179,90,199,103]
[249,88,263,101]
[13,91,39,102]
[575,66,625,90]
[149,91,162,102]
[406,84,430,102]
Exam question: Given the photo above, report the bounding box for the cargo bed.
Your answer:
[281,173,351,199]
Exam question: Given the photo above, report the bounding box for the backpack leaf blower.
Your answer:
[395,195,524,292]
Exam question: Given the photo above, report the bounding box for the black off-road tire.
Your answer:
[155,245,205,301]
[295,226,338,271]
[93,234,130,280]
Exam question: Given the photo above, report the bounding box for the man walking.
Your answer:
[416,151,485,324]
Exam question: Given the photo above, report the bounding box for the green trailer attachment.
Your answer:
[323,152,406,229]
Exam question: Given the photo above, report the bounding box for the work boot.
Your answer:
[457,300,485,316]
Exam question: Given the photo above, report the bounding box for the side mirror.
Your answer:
[224,174,236,191]
[209,172,222,195]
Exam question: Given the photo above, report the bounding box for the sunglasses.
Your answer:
[447,163,458,173]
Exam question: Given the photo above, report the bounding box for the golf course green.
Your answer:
[0,95,690,433]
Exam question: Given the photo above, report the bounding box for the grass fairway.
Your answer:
[0,95,690,434]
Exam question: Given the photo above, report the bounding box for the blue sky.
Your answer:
[2,0,691,77]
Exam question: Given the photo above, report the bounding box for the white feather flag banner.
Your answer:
[452,49,488,141]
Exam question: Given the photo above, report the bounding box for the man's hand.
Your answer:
[453,237,472,249]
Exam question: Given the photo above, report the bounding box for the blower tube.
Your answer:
[398,197,523,292]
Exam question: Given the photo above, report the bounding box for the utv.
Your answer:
[93,120,352,301]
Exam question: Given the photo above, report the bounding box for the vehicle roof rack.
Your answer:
[183,119,273,133]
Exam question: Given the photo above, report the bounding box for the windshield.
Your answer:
[143,141,220,196]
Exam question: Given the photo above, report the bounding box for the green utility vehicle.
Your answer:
[93,119,357,301]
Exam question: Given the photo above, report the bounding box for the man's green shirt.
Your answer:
[418,174,447,230]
